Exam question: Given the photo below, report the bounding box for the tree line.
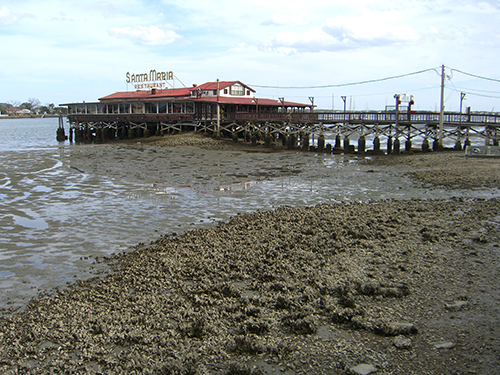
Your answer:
[0,98,68,116]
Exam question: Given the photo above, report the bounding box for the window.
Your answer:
[158,102,167,113]
[231,84,244,96]
[132,103,143,113]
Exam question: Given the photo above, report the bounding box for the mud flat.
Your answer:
[1,136,499,374]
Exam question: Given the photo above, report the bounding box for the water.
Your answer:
[0,118,496,310]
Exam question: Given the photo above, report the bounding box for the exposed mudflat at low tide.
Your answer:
[1,133,499,374]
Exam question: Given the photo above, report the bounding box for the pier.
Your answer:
[63,107,500,153]
[61,80,500,153]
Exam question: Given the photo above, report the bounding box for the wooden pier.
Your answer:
[61,80,500,153]
[63,107,500,153]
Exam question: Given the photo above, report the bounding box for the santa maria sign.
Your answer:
[126,70,174,89]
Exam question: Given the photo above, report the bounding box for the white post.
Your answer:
[439,64,445,148]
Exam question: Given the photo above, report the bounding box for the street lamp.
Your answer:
[460,93,466,116]
[460,92,467,134]
[341,96,347,120]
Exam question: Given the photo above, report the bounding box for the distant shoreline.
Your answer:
[0,114,63,119]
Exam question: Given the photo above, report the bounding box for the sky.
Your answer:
[1,0,500,112]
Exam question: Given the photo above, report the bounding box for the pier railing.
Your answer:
[66,109,500,149]
[68,109,500,127]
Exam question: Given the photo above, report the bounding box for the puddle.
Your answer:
[1,143,499,309]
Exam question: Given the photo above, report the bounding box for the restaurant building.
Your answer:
[62,80,314,141]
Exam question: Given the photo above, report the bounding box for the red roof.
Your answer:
[193,81,255,92]
[99,87,192,101]
[97,81,309,108]
[193,96,309,108]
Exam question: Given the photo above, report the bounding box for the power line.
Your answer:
[249,67,440,89]
[452,85,500,95]
[449,68,500,83]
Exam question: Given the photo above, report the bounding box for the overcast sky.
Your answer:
[1,0,500,111]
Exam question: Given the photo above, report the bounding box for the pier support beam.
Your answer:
[432,139,440,152]
[318,134,325,153]
[301,133,310,152]
[287,134,297,150]
[334,134,342,153]
[373,136,381,154]
[405,139,412,153]
[393,138,400,155]
[386,137,393,155]
[343,136,351,154]
[358,136,366,155]
[264,132,273,147]
[422,139,430,152]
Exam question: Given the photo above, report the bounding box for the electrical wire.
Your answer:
[452,86,500,95]
[449,68,500,83]
[248,67,440,89]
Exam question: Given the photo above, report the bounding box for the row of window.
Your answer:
[69,102,196,115]
[191,84,251,98]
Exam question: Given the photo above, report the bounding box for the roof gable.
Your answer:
[192,81,255,93]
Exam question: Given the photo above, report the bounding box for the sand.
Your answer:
[1,133,499,374]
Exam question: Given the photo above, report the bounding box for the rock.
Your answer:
[393,335,412,349]
[388,322,417,335]
[349,363,378,374]
[375,322,417,336]
[444,301,468,311]
[432,341,456,349]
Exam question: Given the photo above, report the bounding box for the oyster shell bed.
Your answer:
[1,136,500,374]
[1,196,499,374]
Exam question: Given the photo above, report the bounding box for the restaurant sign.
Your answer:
[126,70,174,89]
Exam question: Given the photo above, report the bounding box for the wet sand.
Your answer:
[1,133,499,374]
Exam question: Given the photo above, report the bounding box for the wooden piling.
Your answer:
[393,138,400,155]
[373,136,380,154]
[405,140,412,153]
[334,134,342,153]
[301,133,310,152]
[422,139,430,152]
[318,134,325,153]
[358,135,366,155]
[343,136,350,154]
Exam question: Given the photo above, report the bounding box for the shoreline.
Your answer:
[0,138,499,374]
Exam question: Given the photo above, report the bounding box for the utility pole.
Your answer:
[308,97,314,112]
[216,78,220,137]
[439,64,445,149]
[459,92,466,129]
[341,96,347,119]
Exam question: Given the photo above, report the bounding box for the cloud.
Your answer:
[0,6,17,26]
[261,13,419,53]
[91,1,122,18]
[323,16,418,47]
[263,28,343,53]
[108,24,181,45]
[261,14,306,26]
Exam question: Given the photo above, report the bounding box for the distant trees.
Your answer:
[0,99,67,116]
[19,98,41,111]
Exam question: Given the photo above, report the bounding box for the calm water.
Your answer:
[0,118,495,309]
